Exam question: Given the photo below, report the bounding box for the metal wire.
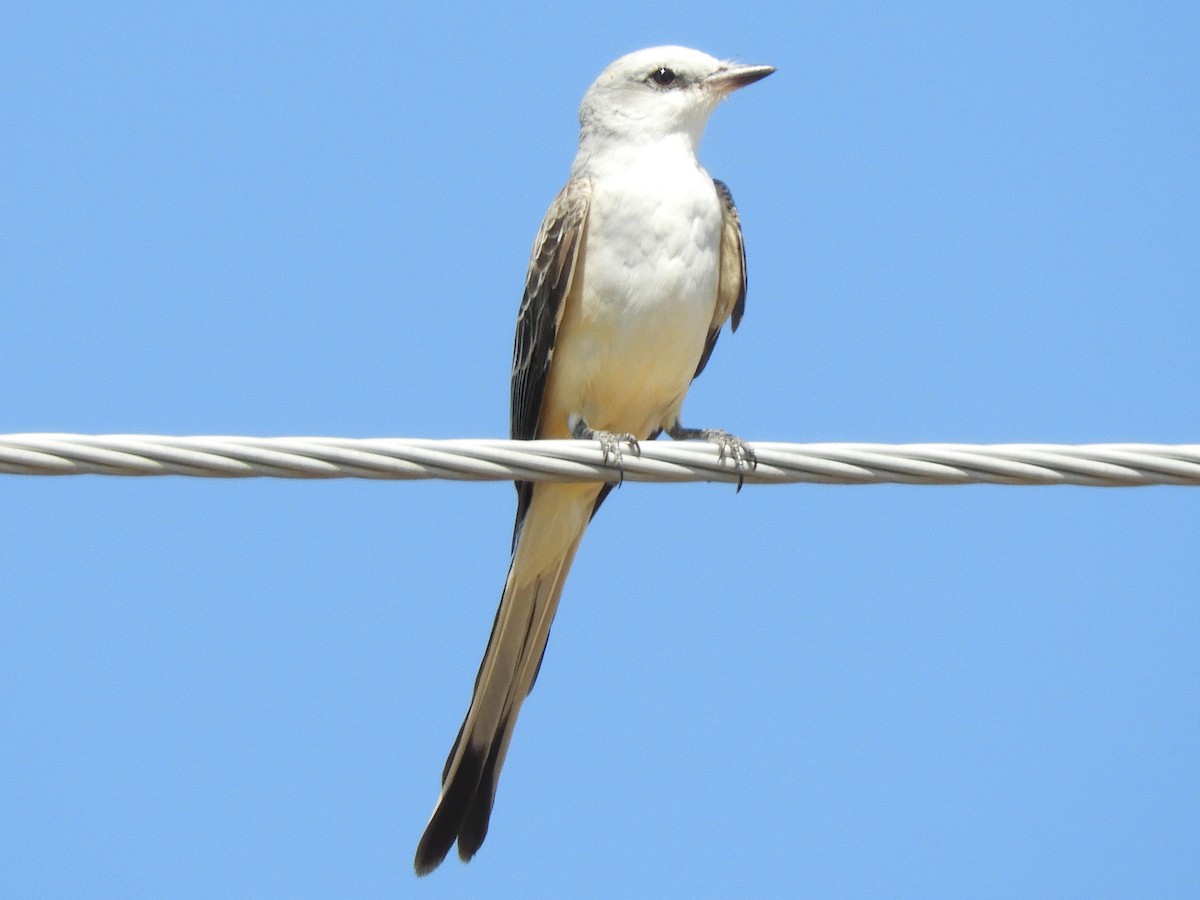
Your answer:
[2,433,1198,487]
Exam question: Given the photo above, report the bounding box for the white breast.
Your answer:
[544,150,723,438]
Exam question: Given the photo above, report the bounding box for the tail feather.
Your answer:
[413,484,597,875]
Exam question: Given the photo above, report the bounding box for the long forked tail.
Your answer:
[414,483,599,875]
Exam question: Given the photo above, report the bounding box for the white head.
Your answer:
[578,46,774,151]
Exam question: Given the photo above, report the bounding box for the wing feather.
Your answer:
[509,178,592,539]
[694,178,747,379]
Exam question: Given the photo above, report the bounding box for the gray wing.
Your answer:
[693,178,748,379]
[510,177,591,535]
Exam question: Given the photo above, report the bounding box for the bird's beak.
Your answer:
[706,63,775,96]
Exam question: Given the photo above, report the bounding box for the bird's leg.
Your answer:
[667,422,757,490]
[570,414,641,475]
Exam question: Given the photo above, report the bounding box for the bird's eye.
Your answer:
[649,67,677,87]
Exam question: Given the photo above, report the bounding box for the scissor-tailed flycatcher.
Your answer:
[414,46,773,875]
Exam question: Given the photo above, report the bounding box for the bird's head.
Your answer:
[578,46,773,151]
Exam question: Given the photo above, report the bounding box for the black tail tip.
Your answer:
[414,842,448,877]
[414,815,490,876]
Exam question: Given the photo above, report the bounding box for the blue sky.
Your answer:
[3,2,1198,897]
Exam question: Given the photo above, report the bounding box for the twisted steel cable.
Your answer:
[2,434,1198,487]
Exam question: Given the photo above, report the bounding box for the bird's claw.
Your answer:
[668,424,756,490]
[700,429,756,490]
[597,431,640,466]
[571,418,640,480]
[703,429,757,472]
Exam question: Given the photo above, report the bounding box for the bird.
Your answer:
[414,45,773,875]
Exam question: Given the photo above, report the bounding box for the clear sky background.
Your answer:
[3,3,1198,898]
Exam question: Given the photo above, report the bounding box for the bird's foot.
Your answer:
[667,425,757,490]
[571,417,641,475]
